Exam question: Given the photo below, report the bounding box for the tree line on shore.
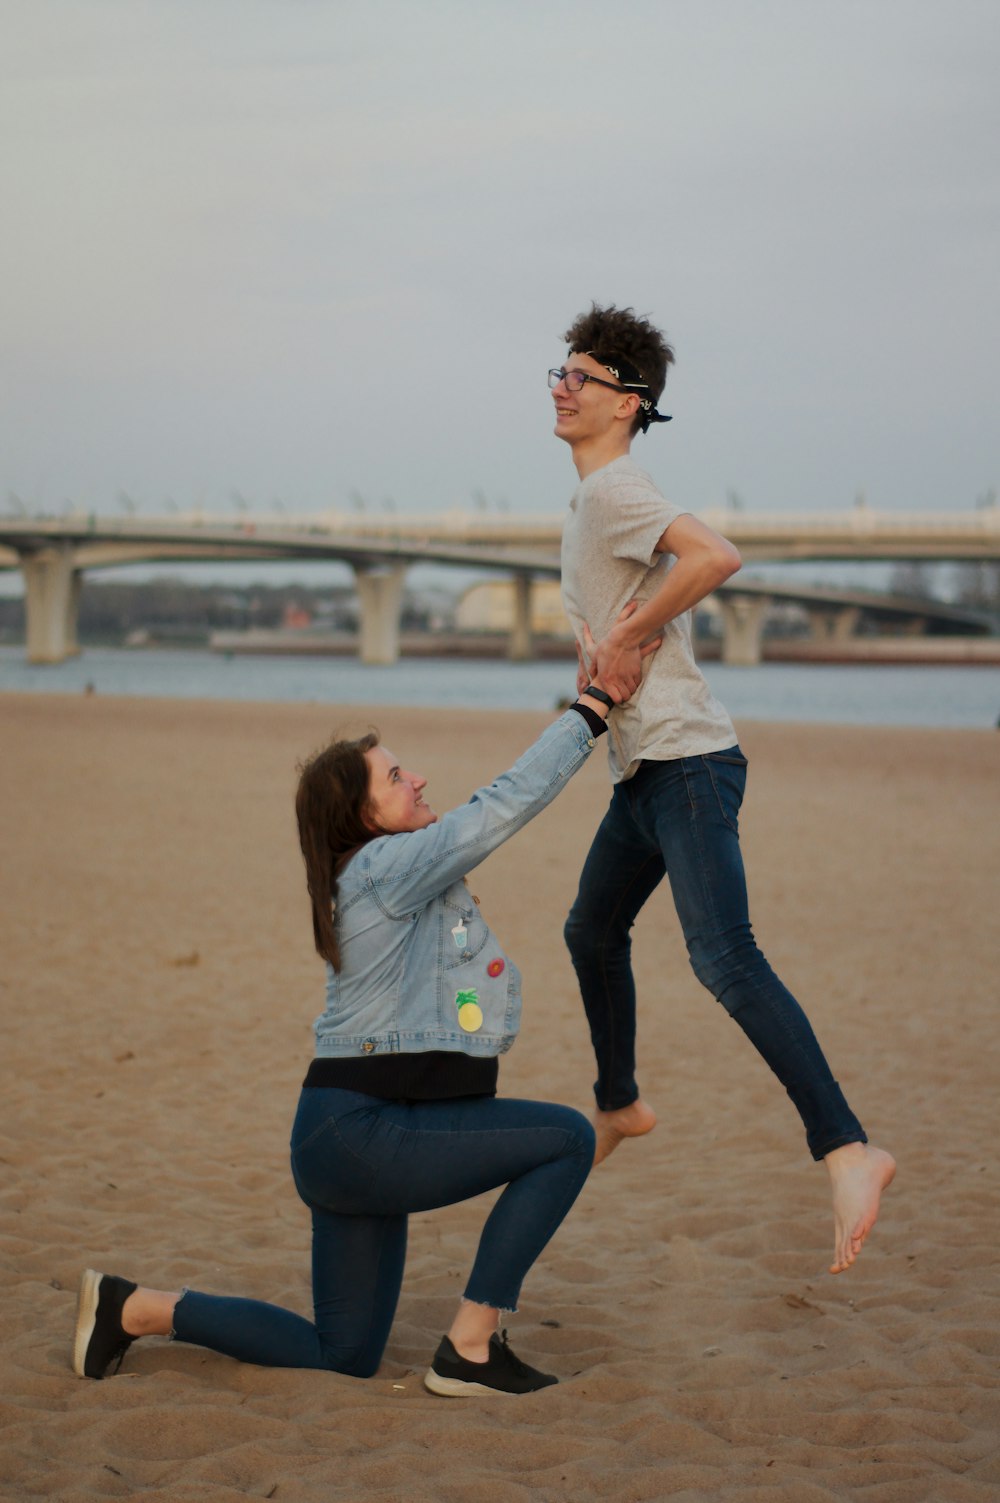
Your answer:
[0,563,995,648]
[0,578,453,646]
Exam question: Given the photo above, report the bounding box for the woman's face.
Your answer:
[364,745,438,833]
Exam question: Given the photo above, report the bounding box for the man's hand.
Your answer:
[578,602,661,703]
[590,630,645,701]
[582,517,742,699]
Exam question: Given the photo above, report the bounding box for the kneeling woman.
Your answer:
[74,675,636,1397]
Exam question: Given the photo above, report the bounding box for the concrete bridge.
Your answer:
[1,507,997,665]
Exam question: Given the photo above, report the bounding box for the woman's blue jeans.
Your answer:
[563,747,866,1161]
[172,1088,594,1377]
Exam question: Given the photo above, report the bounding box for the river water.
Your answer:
[1,645,998,729]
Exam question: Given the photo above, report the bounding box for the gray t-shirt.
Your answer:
[560,454,736,782]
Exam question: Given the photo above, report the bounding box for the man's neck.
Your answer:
[569,431,633,481]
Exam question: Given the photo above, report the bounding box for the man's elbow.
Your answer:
[711,539,742,585]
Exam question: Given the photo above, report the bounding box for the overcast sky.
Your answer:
[2,0,997,528]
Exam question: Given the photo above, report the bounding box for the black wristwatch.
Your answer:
[581,685,615,711]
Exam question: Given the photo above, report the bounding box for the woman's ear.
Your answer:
[359,801,382,836]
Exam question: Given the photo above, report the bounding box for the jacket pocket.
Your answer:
[442,895,489,970]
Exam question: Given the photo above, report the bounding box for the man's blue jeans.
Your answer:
[563,747,866,1161]
[172,1088,594,1377]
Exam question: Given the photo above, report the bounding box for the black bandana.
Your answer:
[636,403,672,434]
[579,348,672,434]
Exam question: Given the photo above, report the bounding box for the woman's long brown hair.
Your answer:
[295,731,379,970]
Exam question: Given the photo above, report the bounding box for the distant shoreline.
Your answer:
[205,628,1000,667]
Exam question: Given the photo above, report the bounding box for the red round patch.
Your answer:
[487,958,505,978]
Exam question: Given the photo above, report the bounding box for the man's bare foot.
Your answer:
[592,1098,657,1166]
[824,1142,896,1274]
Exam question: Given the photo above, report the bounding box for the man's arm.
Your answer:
[587,515,741,697]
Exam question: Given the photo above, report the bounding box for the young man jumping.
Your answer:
[552,302,894,1275]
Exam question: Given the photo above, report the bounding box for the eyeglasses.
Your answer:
[548,366,631,395]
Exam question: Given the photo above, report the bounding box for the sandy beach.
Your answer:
[2,691,998,1502]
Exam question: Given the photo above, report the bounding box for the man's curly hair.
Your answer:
[562,303,675,431]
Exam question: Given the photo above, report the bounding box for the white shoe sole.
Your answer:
[423,1366,516,1396]
[423,1365,555,1397]
[72,1268,102,1378]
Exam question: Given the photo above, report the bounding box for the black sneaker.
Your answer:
[73,1269,138,1379]
[424,1330,558,1397]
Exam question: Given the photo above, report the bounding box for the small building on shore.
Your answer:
[454,580,573,638]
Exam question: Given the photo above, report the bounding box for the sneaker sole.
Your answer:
[72,1268,102,1378]
[423,1367,548,1397]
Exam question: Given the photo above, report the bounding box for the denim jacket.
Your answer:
[313,709,598,1059]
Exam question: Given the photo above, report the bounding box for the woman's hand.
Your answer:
[579,602,661,706]
[575,637,590,698]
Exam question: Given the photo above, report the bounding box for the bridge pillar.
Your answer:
[23,545,82,664]
[508,575,534,661]
[806,605,860,641]
[718,594,768,666]
[353,563,406,665]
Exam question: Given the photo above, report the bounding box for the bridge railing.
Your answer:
[2,508,998,550]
